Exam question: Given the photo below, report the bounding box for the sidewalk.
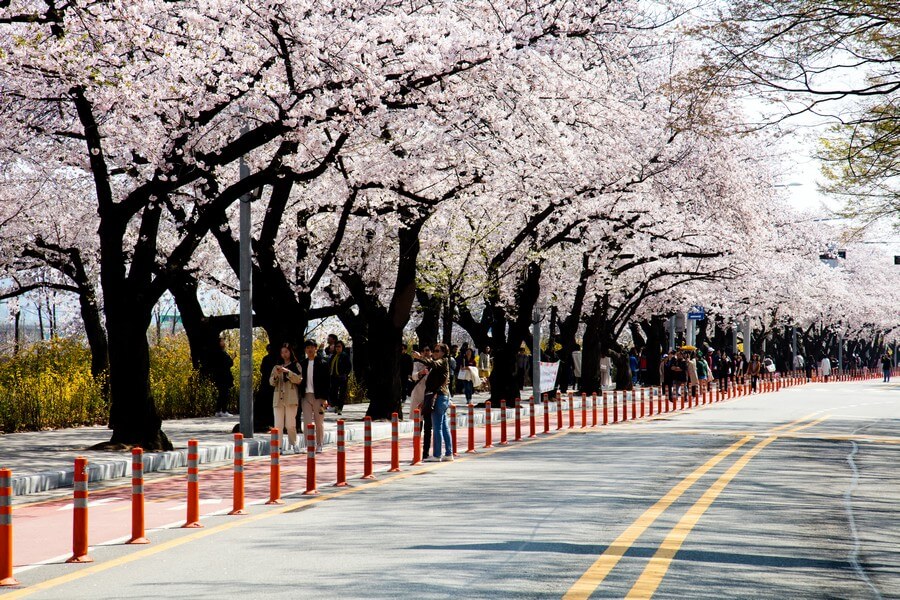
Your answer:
[1,389,500,496]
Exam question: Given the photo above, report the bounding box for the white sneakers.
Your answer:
[423,456,441,463]
[316,445,323,454]
[441,455,454,462]
[214,411,233,418]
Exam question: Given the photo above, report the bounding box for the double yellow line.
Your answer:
[564,412,830,599]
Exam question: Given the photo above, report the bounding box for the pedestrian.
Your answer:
[254,343,279,432]
[328,340,352,415]
[599,351,613,389]
[478,346,493,392]
[299,340,329,453]
[686,351,699,397]
[804,354,814,382]
[793,353,805,374]
[212,337,234,417]
[515,346,529,393]
[400,342,414,402]
[881,352,892,383]
[325,334,338,358]
[820,355,832,382]
[449,344,459,397]
[457,347,478,402]
[571,344,582,390]
[270,343,302,453]
[412,344,454,463]
[629,350,639,386]
[410,347,434,459]
[747,354,762,392]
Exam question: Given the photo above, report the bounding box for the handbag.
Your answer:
[422,392,436,417]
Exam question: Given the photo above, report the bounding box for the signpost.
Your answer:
[687,306,705,321]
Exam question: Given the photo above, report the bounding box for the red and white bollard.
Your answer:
[304,423,318,495]
[67,457,94,562]
[411,409,422,466]
[581,393,588,428]
[467,403,477,452]
[390,413,401,472]
[603,391,609,425]
[450,403,459,456]
[568,392,575,429]
[613,391,619,423]
[362,417,375,479]
[500,399,509,445]
[129,448,149,544]
[266,429,283,505]
[514,399,522,441]
[591,392,598,427]
[183,441,203,528]
[335,419,349,487]
[484,401,493,448]
[529,397,537,438]
[229,433,246,515]
[543,395,550,434]
[556,393,564,430]
[1,469,18,586]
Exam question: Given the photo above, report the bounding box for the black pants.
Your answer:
[216,385,231,413]
[422,412,433,458]
[329,377,348,412]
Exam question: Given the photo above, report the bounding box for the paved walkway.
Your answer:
[0,390,499,495]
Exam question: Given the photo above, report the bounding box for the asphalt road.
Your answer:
[3,380,898,599]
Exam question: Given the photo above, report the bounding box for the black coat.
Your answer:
[299,356,330,399]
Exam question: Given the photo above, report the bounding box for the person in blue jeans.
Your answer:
[412,344,454,462]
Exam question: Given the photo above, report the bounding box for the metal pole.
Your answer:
[744,317,751,361]
[791,326,797,370]
[238,150,254,438]
[838,331,844,372]
[668,316,675,352]
[532,309,541,408]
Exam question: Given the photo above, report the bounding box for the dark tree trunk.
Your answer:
[415,288,441,348]
[640,316,666,386]
[629,323,646,350]
[441,299,454,345]
[580,294,616,395]
[613,351,633,391]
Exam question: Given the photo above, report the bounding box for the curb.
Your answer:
[8,388,674,496]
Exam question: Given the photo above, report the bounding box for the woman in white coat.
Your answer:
[820,356,832,381]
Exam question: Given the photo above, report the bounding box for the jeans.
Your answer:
[461,380,474,402]
[431,394,452,458]
[885,368,891,383]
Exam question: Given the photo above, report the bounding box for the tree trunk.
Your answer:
[415,288,440,348]
[441,299,454,344]
[640,316,666,386]
[105,305,172,450]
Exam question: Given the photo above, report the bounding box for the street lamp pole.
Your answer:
[532,301,544,403]
[238,149,254,438]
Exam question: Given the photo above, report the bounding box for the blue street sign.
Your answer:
[687,306,705,320]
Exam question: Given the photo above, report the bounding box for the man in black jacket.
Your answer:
[328,340,352,415]
[300,339,330,452]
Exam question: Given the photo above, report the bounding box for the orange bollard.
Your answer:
[581,393,588,428]
[182,441,203,529]
[67,457,93,562]
[529,397,537,438]
[543,395,550,434]
[603,391,609,425]
[631,393,637,420]
[229,433,246,515]
[1,469,18,586]
[389,413,401,471]
[450,403,459,456]
[658,386,664,414]
[500,400,509,445]
[568,393,575,429]
[266,429,283,505]
[128,448,149,544]
[556,393,564,430]
[411,410,422,466]
[484,402,493,448]
[304,423,319,495]
[362,416,375,479]
[591,392,598,426]
[467,403,477,452]
[613,391,619,423]
[335,420,349,486]
[640,389,646,418]
[514,399,522,441]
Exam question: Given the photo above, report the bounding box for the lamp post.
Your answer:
[532,299,545,404]
[238,147,253,438]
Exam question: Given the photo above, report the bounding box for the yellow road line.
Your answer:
[563,412,821,600]
[624,436,777,599]
[768,411,823,433]
[3,432,567,598]
[561,435,753,600]
[624,415,830,599]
